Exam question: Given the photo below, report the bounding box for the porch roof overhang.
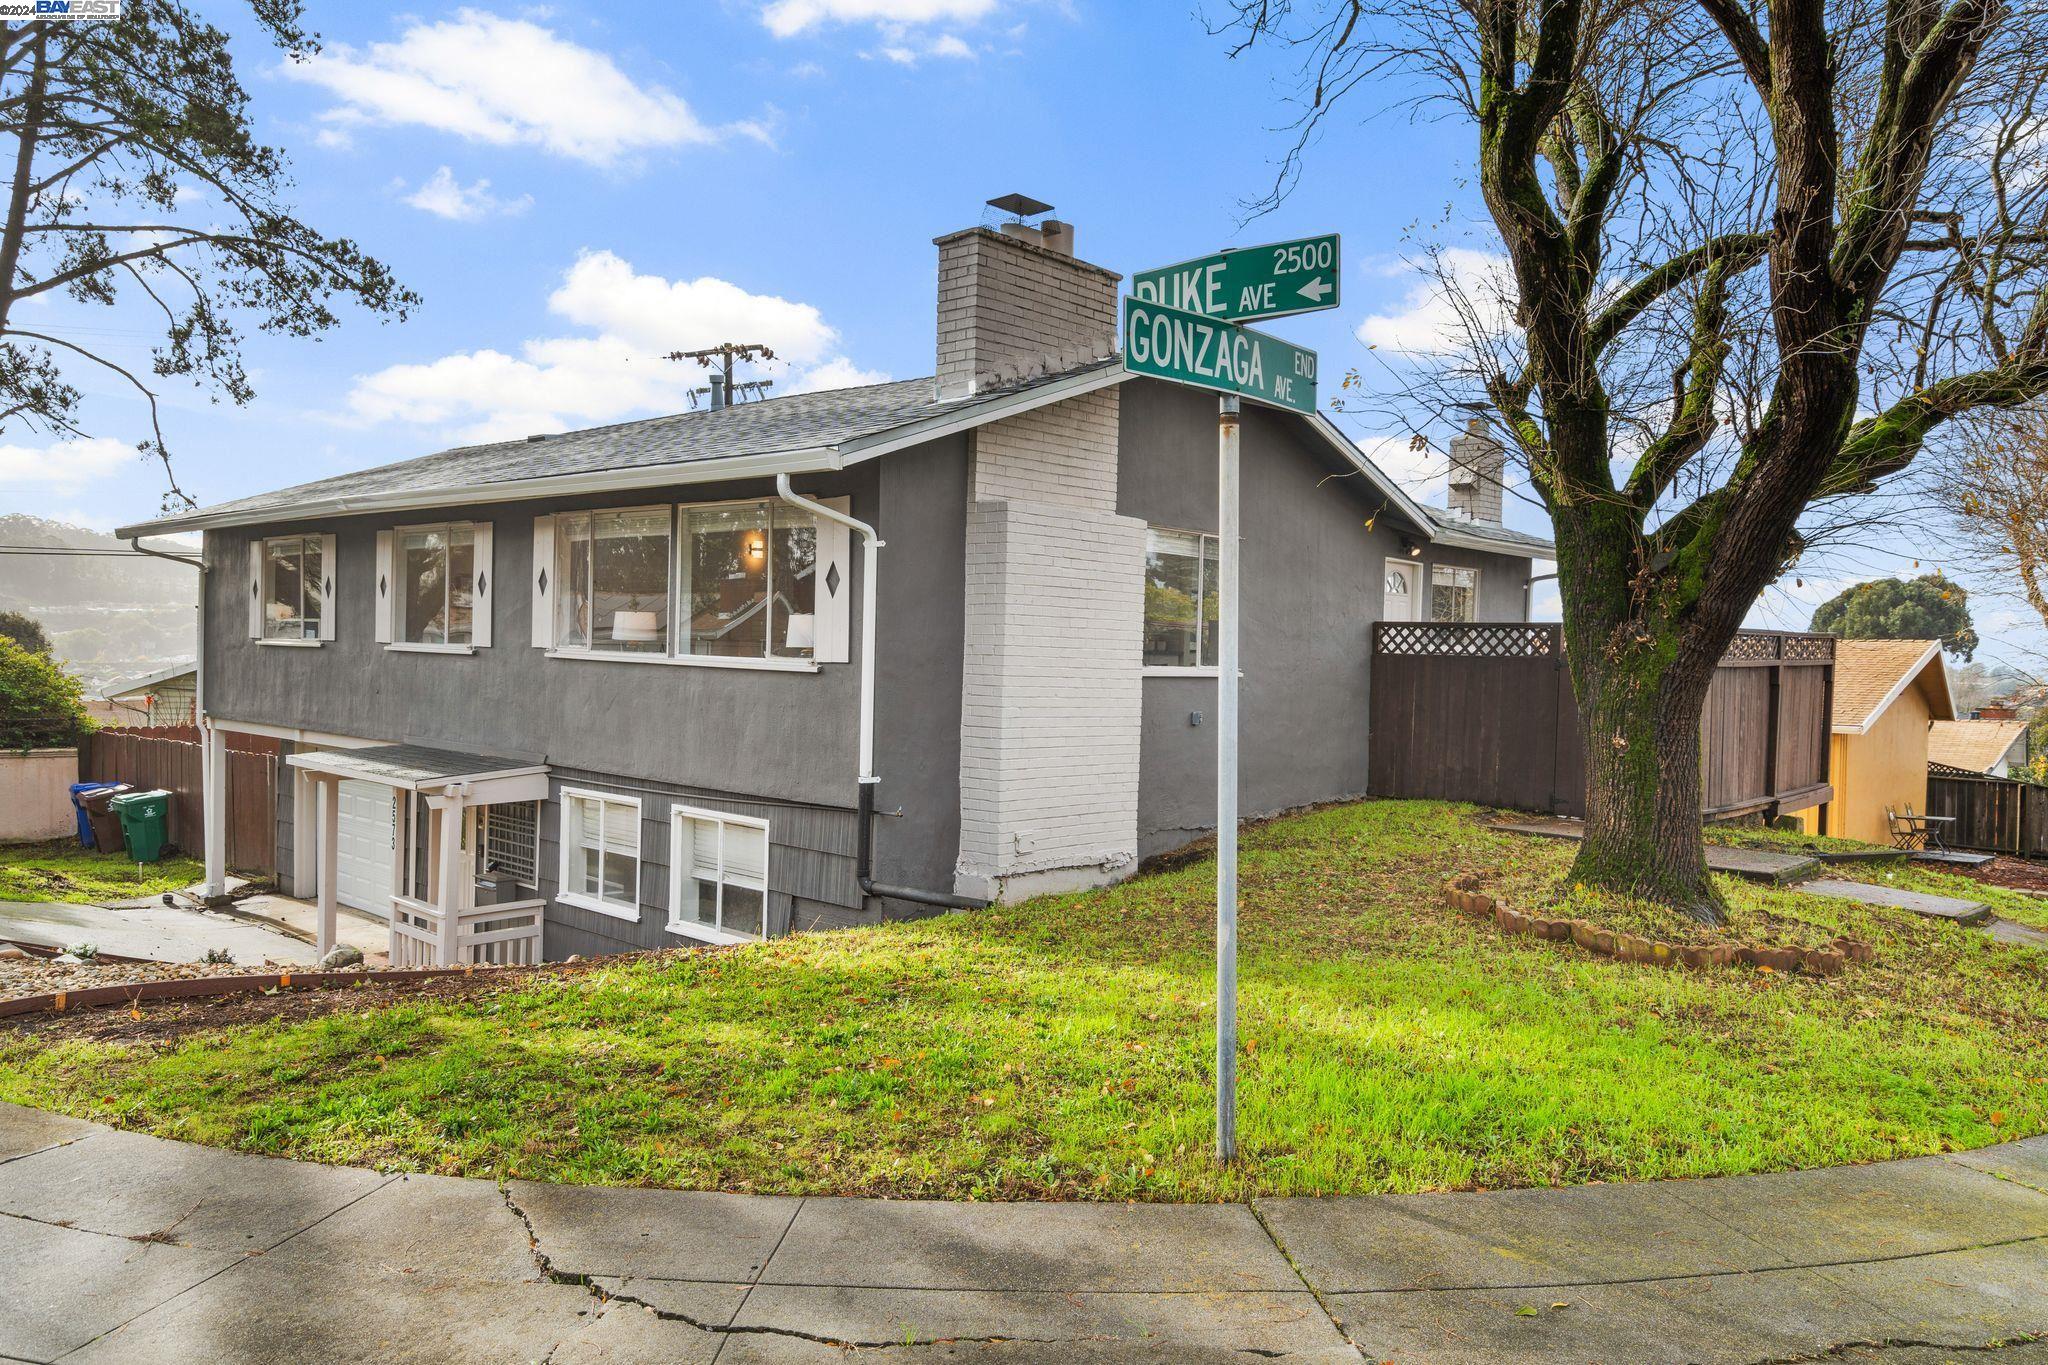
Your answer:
[285,744,549,802]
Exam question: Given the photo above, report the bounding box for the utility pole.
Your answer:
[666,341,778,408]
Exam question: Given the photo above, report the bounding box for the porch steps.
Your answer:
[1798,878,1994,926]
[1487,819,1822,885]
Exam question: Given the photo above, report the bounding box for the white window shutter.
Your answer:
[813,497,852,664]
[373,531,395,644]
[471,521,494,648]
[530,515,554,649]
[316,533,338,641]
[246,540,264,639]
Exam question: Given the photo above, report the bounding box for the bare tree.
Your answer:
[1217,0,2048,922]
[0,3,418,511]
[1935,408,2048,632]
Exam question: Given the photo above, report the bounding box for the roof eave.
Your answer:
[116,445,847,539]
[836,363,1127,466]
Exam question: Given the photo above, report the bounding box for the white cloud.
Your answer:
[1355,433,1447,501]
[0,436,135,494]
[1356,249,1516,356]
[872,31,977,62]
[342,250,886,442]
[761,0,996,38]
[402,166,534,221]
[285,10,769,166]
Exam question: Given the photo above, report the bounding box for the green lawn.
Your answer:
[3,800,2045,1201]
[0,840,203,904]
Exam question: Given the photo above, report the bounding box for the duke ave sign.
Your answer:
[1122,233,1341,1166]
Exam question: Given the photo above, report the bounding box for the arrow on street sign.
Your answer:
[1130,234,1341,323]
[1122,296,1318,415]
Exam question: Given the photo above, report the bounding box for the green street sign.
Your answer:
[1122,296,1318,415]
[1130,234,1341,323]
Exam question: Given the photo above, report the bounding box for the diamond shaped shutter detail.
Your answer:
[316,534,338,641]
[814,497,852,664]
[471,521,493,648]
[374,530,394,643]
[530,515,554,649]
[247,539,264,639]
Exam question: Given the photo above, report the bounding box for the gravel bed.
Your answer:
[0,954,371,1002]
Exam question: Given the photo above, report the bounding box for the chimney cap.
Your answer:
[987,192,1053,218]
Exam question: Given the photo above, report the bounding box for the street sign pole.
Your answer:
[1122,230,1340,1171]
[1216,392,1241,1165]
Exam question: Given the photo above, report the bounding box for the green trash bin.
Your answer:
[108,789,172,864]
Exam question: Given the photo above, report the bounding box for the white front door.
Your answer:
[335,779,397,917]
[1383,559,1419,622]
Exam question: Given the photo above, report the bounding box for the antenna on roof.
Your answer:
[667,341,777,410]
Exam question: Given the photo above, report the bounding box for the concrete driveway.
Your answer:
[1,1103,2044,1363]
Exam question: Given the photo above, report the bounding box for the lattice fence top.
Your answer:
[1373,622,1836,663]
[1375,622,1561,657]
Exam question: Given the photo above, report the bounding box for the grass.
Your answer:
[0,840,203,904]
[3,800,2046,1201]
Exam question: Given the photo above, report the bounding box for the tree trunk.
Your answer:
[1566,635,1725,923]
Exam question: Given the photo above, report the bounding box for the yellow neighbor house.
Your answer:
[1791,639,1955,843]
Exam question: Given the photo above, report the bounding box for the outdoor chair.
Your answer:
[1904,802,1951,852]
[1886,806,1928,850]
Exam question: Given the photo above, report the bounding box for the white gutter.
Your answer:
[775,474,880,784]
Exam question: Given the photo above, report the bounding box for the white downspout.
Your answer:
[776,475,881,784]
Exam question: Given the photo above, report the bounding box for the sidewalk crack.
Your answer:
[1749,1330,2047,1362]
[1247,1200,1369,1363]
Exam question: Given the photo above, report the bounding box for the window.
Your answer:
[681,502,817,660]
[547,500,820,663]
[1143,528,1220,669]
[479,801,539,885]
[555,509,671,655]
[559,790,640,918]
[1431,565,1479,622]
[263,536,323,640]
[399,523,476,646]
[669,807,769,943]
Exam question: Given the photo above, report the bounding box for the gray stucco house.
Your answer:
[120,209,1549,966]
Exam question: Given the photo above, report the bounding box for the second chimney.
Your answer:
[1447,417,1506,524]
[935,208,1119,401]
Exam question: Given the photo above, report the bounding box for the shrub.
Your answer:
[0,635,94,750]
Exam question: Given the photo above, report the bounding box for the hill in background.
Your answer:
[0,514,195,693]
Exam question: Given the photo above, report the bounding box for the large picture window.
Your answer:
[399,524,476,646]
[559,789,640,919]
[555,509,671,655]
[669,807,768,943]
[263,536,323,640]
[681,502,817,659]
[1143,528,1220,669]
[547,500,819,663]
[1431,565,1480,623]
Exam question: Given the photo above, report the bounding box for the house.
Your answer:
[117,204,1550,965]
[1789,639,1955,843]
[1928,717,2032,777]
[99,660,198,728]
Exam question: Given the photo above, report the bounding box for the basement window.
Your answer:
[668,807,769,944]
[558,788,641,920]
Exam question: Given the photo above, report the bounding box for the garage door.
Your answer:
[335,779,396,917]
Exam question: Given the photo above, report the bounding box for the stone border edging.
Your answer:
[1445,876,1875,975]
[0,964,516,1020]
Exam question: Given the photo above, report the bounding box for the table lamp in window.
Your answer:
[611,608,660,641]
[785,614,815,651]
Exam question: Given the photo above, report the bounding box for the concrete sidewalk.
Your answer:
[1,1104,2044,1363]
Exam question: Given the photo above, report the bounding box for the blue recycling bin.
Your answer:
[68,781,123,849]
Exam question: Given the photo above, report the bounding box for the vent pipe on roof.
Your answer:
[708,373,727,411]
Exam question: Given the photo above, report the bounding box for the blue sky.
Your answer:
[4,0,2034,669]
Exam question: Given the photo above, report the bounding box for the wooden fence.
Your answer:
[1368,623,1835,820]
[1925,771,2048,857]
[77,728,277,874]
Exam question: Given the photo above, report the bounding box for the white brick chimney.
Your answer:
[934,221,1120,400]
[1447,417,1506,524]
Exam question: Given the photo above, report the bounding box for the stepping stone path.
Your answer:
[1489,819,1821,884]
[1800,877,1993,926]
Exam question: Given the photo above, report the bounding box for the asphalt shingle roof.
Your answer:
[125,362,1119,534]
[1831,639,1951,731]
[1420,508,1554,554]
[1928,718,2030,773]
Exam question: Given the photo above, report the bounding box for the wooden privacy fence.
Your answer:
[1925,771,2048,857]
[1368,623,1836,820]
[76,728,277,874]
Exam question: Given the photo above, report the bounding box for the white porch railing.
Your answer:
[390,894,545,968]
